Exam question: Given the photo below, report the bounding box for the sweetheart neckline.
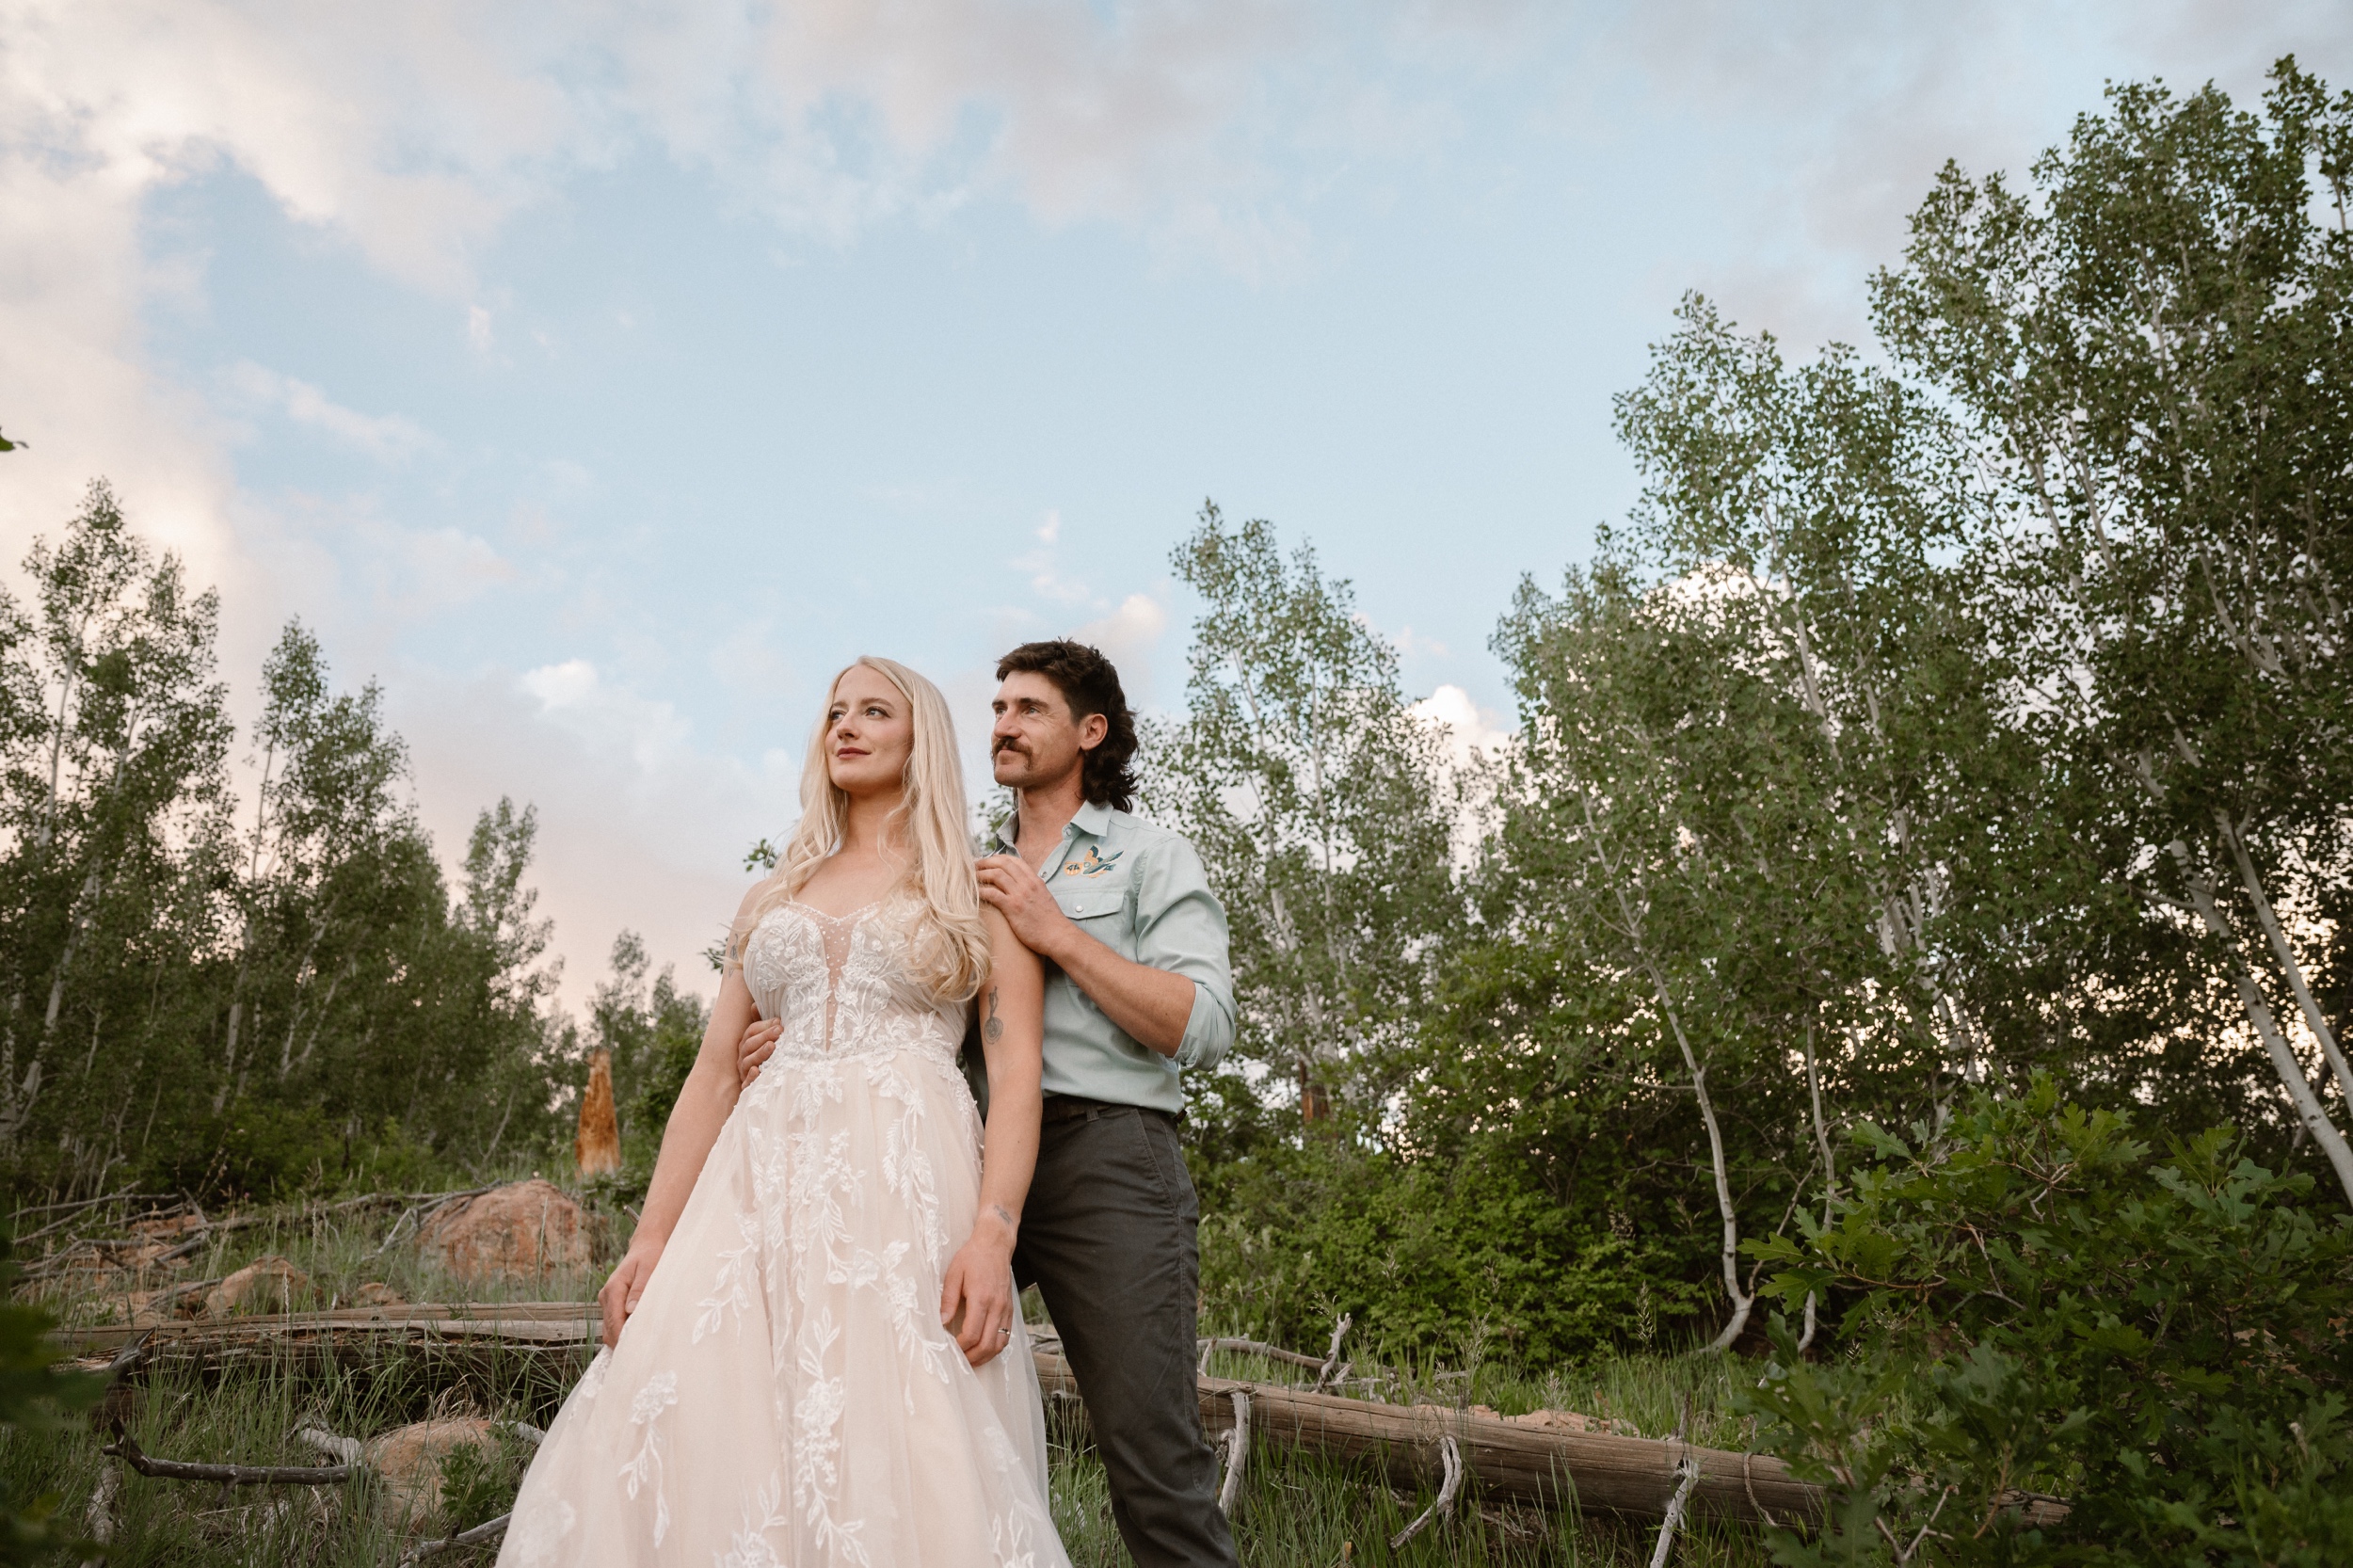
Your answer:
[780,896,888,925]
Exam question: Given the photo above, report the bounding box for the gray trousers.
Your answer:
[1014,1100,1241,1568]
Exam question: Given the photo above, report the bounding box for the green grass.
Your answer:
[12,1197,1779,1565]
[9,1348,556,1565]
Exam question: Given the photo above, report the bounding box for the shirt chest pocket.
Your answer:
[1052,871,1136,958]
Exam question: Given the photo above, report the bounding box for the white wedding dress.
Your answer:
[501,897,1071,1567]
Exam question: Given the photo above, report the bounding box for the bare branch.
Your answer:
[1388,1434,1463,1550]
[1645,1454,1704,1568]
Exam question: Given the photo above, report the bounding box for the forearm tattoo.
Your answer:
[982,985,1004,1047]
[989,1203,1016,1229]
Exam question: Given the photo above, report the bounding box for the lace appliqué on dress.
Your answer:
[496,896,1061,1568]
[619,1371,680,1545]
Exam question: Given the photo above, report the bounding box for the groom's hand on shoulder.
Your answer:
[976,854,1069,957]
[736,1017,782,1087]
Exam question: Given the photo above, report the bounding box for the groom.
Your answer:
[972,640,1240,1567]
[741,638,1241,1568]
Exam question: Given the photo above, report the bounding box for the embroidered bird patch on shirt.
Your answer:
[1063,847,1124,877]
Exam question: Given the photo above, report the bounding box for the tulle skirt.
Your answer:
[499,1041,1068,1567]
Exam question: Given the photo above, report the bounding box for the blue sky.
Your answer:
[5,1,2347,1010]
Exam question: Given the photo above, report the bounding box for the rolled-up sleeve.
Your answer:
[1134,835,1236,1071]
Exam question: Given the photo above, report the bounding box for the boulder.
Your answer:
[576,1049,620,1176]
[352,1281,406,1308]
[203,1255,309,1317]
[363,1416,502,1527]
[416,1179,593,1281]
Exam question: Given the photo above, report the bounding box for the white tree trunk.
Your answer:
[2178,866,2353,1207]
[1637,952,1751,1352]
[1797,1023,1837,1352]
[1581,791,1753,1349]
[2218,813,2353,1111]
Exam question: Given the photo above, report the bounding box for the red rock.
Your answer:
[364,1416,502,1528]
[416,1180,593,1281]
[203,1256,309,1316]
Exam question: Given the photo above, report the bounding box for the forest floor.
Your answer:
[12,1195,1780,1566]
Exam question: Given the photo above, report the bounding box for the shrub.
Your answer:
[1196,1125,1711,1364]
[1742,1077,2353,1564]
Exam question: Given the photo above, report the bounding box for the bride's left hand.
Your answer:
[939,1212,1019,1368]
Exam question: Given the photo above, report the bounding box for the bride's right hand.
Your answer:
[598,1241,665,1350]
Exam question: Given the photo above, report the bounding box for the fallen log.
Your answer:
[1037,1353,1821,1527]
[59,1300,601,1359]
[59,1305,1829,1528]
[1198,1336,1327,1370]
[57,1302,602,1386]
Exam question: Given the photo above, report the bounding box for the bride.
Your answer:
[501,657,1073,1567]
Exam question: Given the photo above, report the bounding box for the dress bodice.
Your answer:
[740,897,966,1072]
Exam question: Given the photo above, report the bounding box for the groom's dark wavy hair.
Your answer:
[995,640,1139,812]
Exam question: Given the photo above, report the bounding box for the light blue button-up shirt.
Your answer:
[990,800,1236,1114]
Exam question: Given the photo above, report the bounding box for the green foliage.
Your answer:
[0,1340,582,1567]
[1743,1079,2353,1563]
[0,1232,103,1562]
[1198,1125,1713,1365]
[589,932,706,1144]
[0,483,572,1202]
[1150,504,1460,1110]
[1188,58,2353,1373]
[1875,58,2353,1197]
[434,1430,535,1536]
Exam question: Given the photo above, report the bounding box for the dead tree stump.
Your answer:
[575,1050,620,1176]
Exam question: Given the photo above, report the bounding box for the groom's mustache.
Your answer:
[992,738,1026,759]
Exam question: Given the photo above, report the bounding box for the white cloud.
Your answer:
[224,361,437,461]
[1018,552,1095,604]
[522,657,695,773]
[1073,592,1170,677]
[1011,509,1098,604]
[1611,0,2353,344]
[217,490,514,654]
[6,1,1409,691]
[521,657,600,710]
[1409,681,1513,866]
[1409,682,1511,773]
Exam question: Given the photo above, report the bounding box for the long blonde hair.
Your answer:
[734,656,989,1006]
